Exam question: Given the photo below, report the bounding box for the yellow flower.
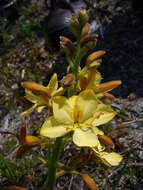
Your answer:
[21,73,64,117]
[40,90,115,149]
[93,148,123,167]
[78,67,102,91]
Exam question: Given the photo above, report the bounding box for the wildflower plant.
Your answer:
[1,9,123,190]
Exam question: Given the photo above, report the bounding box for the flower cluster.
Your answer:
[21,9,122,167]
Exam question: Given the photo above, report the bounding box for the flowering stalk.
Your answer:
[72,37,81,81]
[18,9,123,190]
[45,138,62,190]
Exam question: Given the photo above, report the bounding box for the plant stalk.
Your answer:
[44,137,62,190]
[72,37,81,80]
[71,36,82,95]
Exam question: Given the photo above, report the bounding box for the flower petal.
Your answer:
[86,69,102,89]
[24,90,50,107]
[40,116,71,138]
[53,96,75,124]
[24,89,38,103]
[93,149,123,166]
[92,103,115,126]
[47,73,58,92]
[51,87,65,97]
[100,152,123,167]
[19,123,27,144]
[25,135,42,147]
[37,106,45,113]
[21,104,37,117]
[92,126,104,135]
[73,128,101,148]
[76,90,98,123]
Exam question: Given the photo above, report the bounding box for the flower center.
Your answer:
[73,122,79,129]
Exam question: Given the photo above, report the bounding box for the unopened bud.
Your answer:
[79,77,88,91]
[89,59,102,68]
[81,23,90,38]
[70,14,80,38]
[103,93,115,101]
[61,73,75,88]
[79,9,88,27]
[81,34,98,48]
[22,82,51,97]
[60,36,74,57]
[19,123,27,144]
[87,51,105,65]
[93,81,122,93]
[98,134,115,149]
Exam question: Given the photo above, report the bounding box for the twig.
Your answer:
[68,175,74,190]
[111,118,143,128]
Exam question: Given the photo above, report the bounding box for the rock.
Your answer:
[0,0,19,18]
[127,93,136,101]
[127,98,143,117]
[0,108,23,154]
[42,0,89,48]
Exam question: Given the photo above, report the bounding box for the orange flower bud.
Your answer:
[103,93,115,101]
[19,123,27,144]
[60,36,74,57]
[80,173,99,190]
[22,82,51,97]
[61,73,75,87]
[98,134,114,149]
[81,34,98,48]
[87,51,105,65]
[93,81,121,93]
[79,77,88,91]
[89,59,102,68]
[81,23,90,38]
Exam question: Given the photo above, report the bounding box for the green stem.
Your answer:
[44,137,62,190]
[71,36,82,96]
[72,38,81,80]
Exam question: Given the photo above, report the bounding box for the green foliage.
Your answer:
[4,139,15,153]
[20,20,34,39]
[0,154,18,183]
[0,18,9,47]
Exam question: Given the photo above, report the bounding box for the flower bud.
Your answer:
[103,93,115,101]
[81,34,98,48]
[87,51,105,65]
[22,82,51,97]
[60,36,74,58]
[89,59,102,68]
[93,81,122,93]
[79,77,88,91]
[81,23,90,38]
[70,14,80,38]
[78,9,88,27]
[61,73,75,88]
[98,134,115,149]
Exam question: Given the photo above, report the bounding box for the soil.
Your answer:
[98,0,143,98]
